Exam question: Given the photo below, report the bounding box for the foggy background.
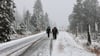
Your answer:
[14,0,76,29]
[14,0,100,29]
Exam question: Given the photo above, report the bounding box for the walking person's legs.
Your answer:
[53,34,56,40]
[53,34,55,39]
[48,33,50,37]
[55,34,57,39]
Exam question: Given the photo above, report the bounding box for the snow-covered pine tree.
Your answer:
[30,14,38,32]
[18,22,26,34]
[69,0,99,33]
[97,7,100,33]
[23,10,31,31]
[31,0,44,32]
[83,0,99,32]
[44,13,50,29]
[0,0,15,42]
[69,0,83,33]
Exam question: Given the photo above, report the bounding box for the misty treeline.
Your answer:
[69,0,100,33]
[68,0,100,45]
[0,0,50,42]
[14,0,50,34]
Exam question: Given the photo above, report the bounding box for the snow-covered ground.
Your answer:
[20,34,50,56]
[51,31,96,56]
[10,31,32,40]
[0,31,96,56]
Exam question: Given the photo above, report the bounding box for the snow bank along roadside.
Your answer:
[71,32,98,56]
[0,31,46,56]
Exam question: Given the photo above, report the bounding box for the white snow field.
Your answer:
[51,31,96,56]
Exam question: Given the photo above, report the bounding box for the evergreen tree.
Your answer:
[69,0,99,33]
[83,0,99,32]
[24,10,31,31]
[30,14,38,32]
[44,13,50,29]
[69,0,83,33]
[0,0,15,42]
[31,0,44,32]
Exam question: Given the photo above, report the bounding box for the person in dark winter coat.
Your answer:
[46,26,51,37]
[52,27,58,39]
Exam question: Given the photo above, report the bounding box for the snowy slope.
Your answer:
[52,31,96,56]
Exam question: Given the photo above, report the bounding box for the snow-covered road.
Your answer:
[21,31,96,56]
[19,35,51,56]
[51,31,96,56]
[0,31,96,56]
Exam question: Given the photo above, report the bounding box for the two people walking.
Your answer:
[46,26,58,40]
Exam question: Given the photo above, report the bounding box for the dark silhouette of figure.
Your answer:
[52,27,58,40]
[46,26,51,37]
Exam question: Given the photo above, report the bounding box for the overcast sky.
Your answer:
[14,0,77,29]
